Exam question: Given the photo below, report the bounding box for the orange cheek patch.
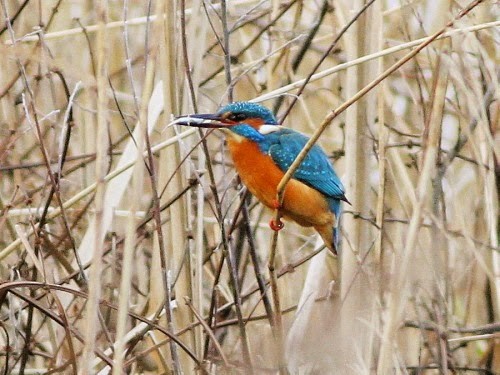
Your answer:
[244,118,265,130]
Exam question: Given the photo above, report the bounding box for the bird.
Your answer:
[173,102,348,254]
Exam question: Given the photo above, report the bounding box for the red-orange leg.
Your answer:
[269,217,284,231]
[271,198,282,209]
[270,198,284,230]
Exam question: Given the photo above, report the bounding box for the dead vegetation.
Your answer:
[0,0,498,374]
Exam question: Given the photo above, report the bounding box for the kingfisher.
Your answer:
[173,102,348,254]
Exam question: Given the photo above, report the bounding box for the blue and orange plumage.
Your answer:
[174,102,347,254]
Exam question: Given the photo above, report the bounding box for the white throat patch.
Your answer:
[258,125,282,135]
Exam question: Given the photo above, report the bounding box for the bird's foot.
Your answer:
[269,218,284,231]
[271,198,282,210]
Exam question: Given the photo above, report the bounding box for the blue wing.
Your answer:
[265,129,346,201]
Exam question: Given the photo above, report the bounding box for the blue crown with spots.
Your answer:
[217,102,278,125]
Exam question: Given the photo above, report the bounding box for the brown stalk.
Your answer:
[270,0,486,253]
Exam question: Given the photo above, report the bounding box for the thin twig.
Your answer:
[185,297,230,367]
[279,0,375,121]
[270,0,486,255]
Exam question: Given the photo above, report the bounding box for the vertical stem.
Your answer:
[268,241,286,374]
[152,0,185,372]
[110,97,143,373]
[428,46,451,374]
[162,3,186,374]
[373,4,386,272]
[112,30,157,375]
[376,49,447,375]
[371,0,386,367]
[426,4,452,370]
[81,2,108,372]
[338,0,375,371]
[197,153,254,372]
[220,0,233,102]
[220,2,254,371]
[241,200,274,324]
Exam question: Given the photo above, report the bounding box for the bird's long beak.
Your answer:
[172,114,234,129]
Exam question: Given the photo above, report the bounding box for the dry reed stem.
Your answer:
[254,20,499,103]
[111,14,155,373]
[0,126,196,261]
[153,1,186,372]
[80,4,108,372]
[4,0,262,45]
[271,0,486,237]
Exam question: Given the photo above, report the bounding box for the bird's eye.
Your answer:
[229,113,247,121]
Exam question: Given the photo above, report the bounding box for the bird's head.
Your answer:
[173,102,280,142]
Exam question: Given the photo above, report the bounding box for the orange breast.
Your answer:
[227,138,334,229]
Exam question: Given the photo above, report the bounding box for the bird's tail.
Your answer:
[329,198,342,248]
[315,224,337,254]
[316,198,342,255]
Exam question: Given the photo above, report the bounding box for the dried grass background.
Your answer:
[0,0,498,374]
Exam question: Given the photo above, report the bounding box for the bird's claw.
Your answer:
[271,198,282,210]
[269,218,284,231]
